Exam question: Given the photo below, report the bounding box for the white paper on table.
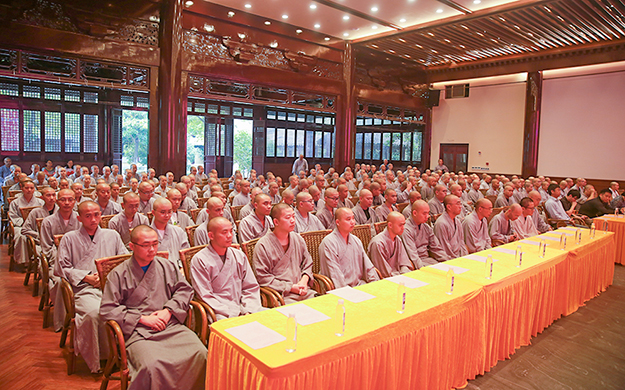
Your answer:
[385,275,429,289]
[555,231,573,236]
[328,286,376,303]
[463,253,499,263]
[492,247,517,255]
[520,240,541,246]
[275,304,331,326]
[541,235,562,242]
[224,321,286,350]
[427,263,470,274]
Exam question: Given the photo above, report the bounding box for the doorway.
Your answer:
[121,110,149,173]
[187,115,205,174]
[233,119,253,178]
[439,143,468,173]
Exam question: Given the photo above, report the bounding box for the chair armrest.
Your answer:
[259,286,285,308]
[188,301,208,345]
[313,273,335,294]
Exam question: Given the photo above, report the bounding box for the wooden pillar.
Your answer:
[423,108,433,172]
[522,71,542,178]
[152,0,186,178]
[334,42,356,170]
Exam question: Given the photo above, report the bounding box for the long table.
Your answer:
[206,229,615,390]
[594,215,625,265]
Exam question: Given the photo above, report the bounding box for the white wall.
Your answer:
[538,62,625,180]
[431,74,527,175]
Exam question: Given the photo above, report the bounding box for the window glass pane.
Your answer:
[232,107,242,116]
[391,133,402,161]
[0,82,18,96]
[296,130,305,156]
[23,110,41,152]
[323,132,331,158]
[64,113,81,153]
[324,117,332,125]
[383,119,392,125]
[286,129,295,157]
[372,133,381,160]
[306,115,314,123]
[220,124,226,156]
[120,95,134,106]
[412,132,423,162]
[355,133,363,160]
[315,116,323,124]
[356,118,364,126]
[276,128,285,157]
[287,113,296,122]
[65,90,80,102]
[266,127,275,157]
[277,112,286,121]
[84,114,99,153]
[205,122,217,156]
[243,108,254,117]
[187,115,206,169]
[84,91,98,103]
[136,96,149,108]
[297,114,306,123]
[207,104,218,114]
[331,132,335,158]
[365,118,373,126]
[402,132,411,161]
[363,133,372,160]
[23,85,41,99]
[314,132,323,158]
[1,108,19,151]
[305,131,314,158]
[45,87,61,100]
[382,133,391,160]
[195,102,205,113]
[267,110,276,120]
[187,101,193,112]
[45,111,61,152]
[219,106,230,115]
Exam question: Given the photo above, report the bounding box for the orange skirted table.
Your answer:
[594,215,625,265]
[207,271,485,390]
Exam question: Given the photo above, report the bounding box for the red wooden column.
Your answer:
[151,0,187,178]
[522,71,543,178]
[334,42,356,171]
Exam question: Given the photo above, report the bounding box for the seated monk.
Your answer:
[367,211,413,277]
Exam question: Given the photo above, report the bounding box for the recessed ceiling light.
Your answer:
[238,33,246,40]
[436,9,443,13]
[398,38,406,42]
[185,1,193,6]
[343,15,350,20]
[244,3,251,8]
[269,41,278,48]
[372,26,378,29]
[371,6,378,12]
[203,23,215,32]
[264,21,271,25]
[310,4,317,9]
[324,37,330,41]
[343,32,349,36]
[228,11,235,17]
[296,29,303,34]
[282,14,289,19]
[473,0,481,4]
[399,18,406,23]
[314,24,321,28]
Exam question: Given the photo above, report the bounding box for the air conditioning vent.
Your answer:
[445,84,470,99]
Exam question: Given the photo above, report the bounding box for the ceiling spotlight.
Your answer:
[314,23,321,28]
[310,4,317,9]
[296,29,303,34]
[228,11,235,17]
[149,15,159,22]
[203,23,215,32]
[371,6,378,12]
[343,15,350,20]
[238,33,246,40]
[269,41,278,48]
[282,14,289,19]
[343,32,349,36]
[185,1,193,6]
[244,3,251,8]
[264,21,271,25]
[399,18,406,22]
[398,38,406,42]
[473,0,481,4]
[324,37,330,41]
[372,25,378,29]
[436,8,443,13]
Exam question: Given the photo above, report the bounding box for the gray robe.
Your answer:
[179,197,197,212]
[194,222,210,246]
[402,204,413,220]
[54,227,128,373]
[532,208,551,233]
[489,212,515,243]
[338,198,354,209]
[190,245,262,320]
[428,197,445,217]
[512,214,539,239]
[319,229,380,288]
[108,212,150,246]
[253,232,315,304]
[421,185,434,201]
[316,206,336,230]
[21,204,58,244]
[294,210,325,233]
[433,212,468,259]
[495,194,514,208]
[169,210,193,230]
[9,195,45,264]
[269,193,282,204]
[401,217,449,266]
[462,211,492,254]
[98,199,122,216]
[352,204,381,226]
[232,192,250,207]
[238,203,254,220]
[376,204,398,221]
[468,188,484,204]
[239,213,273,243]
[151,221,190,267]
[138,198,155,214]
[100,255,207,390]
[367,228,412,278]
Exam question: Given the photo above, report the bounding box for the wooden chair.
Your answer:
[491,239,506,247]
[197,197,209,208]
[374,221,388,235]
[83,188,95,196]
[349,190,357,197]
[96,254,208,390]
[350,196,360,206]
[223,189,233,198]
[352,224,373,252]
[20,206,39,222]
[24,235,41,296]
[396,202,409,213]
[99,214,115,229]
[479,189,488,196]
[186,224,200,247]
[7,221,15,271]
[240,238,285,308]
[190,208,202,222]
[488,207,507,224]
[36,217,44,235]
[541,201,586,228]
[39,254,53,328]
[119,186,131,194]
[54,234,64,248]
[9,189,22,197]
[178,245,218,328]
[299,229,335,294]
[197,190,205,199]
[59,278,77,375]
[37,185,46,191]
[231,205,244,221]
[485,195,497,206]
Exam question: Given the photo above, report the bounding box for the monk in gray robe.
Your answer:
[21,187,58,245]
[319,208,380,288]
[175,183,197,212]
[108,192,150,247]
[462,198,493,253]
[100,226,207,390]
[368,212,413,277]
[337,184,354,209]
[194,197,231,246]
[294,192,325,233]
[150,197,190,269]
[529,190,552,233]
[166,188,193,229]
[137,181,156,214]
[9,179,44,266]
[201,191,239,244]
[401,191,422,220]
[489,204,522,244]
[54,201,128,373]
[232,180,251,207]
[495,185,515,207]
[433,195,468,259]
[316,187,339,229]
[95,183,122,216]
[40,189,82,331]
[512,197,540,239]
[401,200,448,267]
[238,193,274,242]
[376,189,399,221]
[253,204,315,303]
[191,217,262,320]
[351,189,381,236]
[238,187,263,220]
[427,184,447,217]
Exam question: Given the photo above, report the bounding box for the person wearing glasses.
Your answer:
[316,187,339,230]
[54,201,128,373]
[512,197,540,239]
[137,181,156,214]
[109,192,150,248]
[294,192,325,233]
[150,197,190,270]
[462,198,493,254]
[95,183,122,216]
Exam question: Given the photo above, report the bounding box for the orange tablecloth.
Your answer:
[595,215,625,265]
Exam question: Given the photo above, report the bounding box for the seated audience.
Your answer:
[462,198,493,253]
[367,212,413,277]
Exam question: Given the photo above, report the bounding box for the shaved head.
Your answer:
[130,224,157,242]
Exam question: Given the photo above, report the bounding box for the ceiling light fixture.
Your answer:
[324,37,331,41]
[296,29,303,34]
[473,0,481,4]
[371,6,378,12]
[269,41,278,48]
[343,15,350,20]
[265,21,271,25]
[228,11,235,17]
[282,14,289,19]
[436,8,443,13]
[310,4,317,9]
[398,38,406,42]
[343,32,349,36]
[185,1,193,6]
[399,18,406,23]
[203,23,215,32]
[244,4,251,8]
[314,23,321,28]
[372,25,378,29]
